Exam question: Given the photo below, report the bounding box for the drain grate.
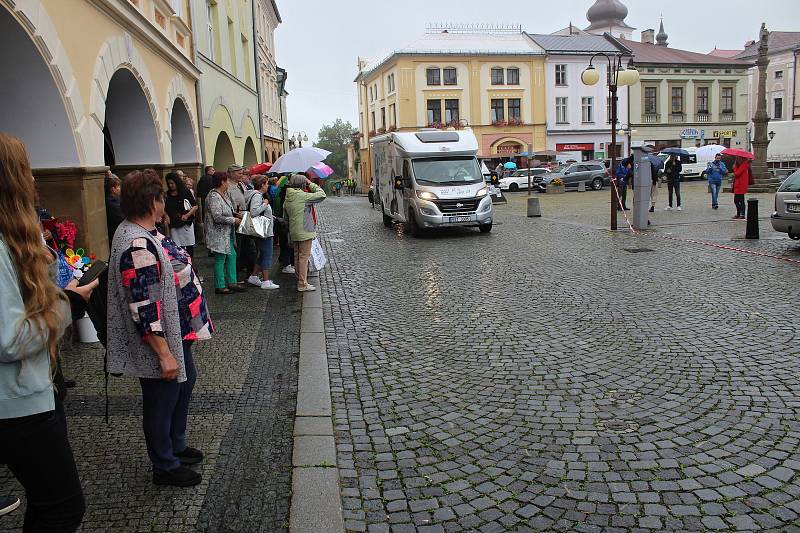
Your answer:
[623,248,655,253]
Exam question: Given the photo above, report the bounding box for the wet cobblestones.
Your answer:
[319,196,800,532]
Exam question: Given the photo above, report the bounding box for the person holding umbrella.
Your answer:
[663,155,683,211]
[732,156,752,219]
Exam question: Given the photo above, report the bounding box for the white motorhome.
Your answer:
[372,129,493,236]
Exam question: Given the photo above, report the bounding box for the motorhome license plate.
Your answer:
[448,215,473,223]
[787,203,800,213]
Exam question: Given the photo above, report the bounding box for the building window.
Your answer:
[556,97,568,124]
[370,111,375,131]
[389,104,396,126]
[774,97,783,119]
[606,96,613,124]
[491,67,504,85]
[507,68,520,85]
[170,0,182,16]
[775,70,783,79]
[696,87,709,114]
[374,84,378,100]
[721,87,734,113]
[445,99,459,123]
[581,97,594,123]
[491,98,504,122]
[426,68,441,86]
[380,107,386,129]
[555,64,567,86]
[443,68,457,85]
[671,87,684,114]
[387,73,395,93]
[427,99,442,125]
[644,86,658,114]
[508,98,521,120]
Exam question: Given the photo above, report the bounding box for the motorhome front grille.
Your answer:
[435,198,481,214]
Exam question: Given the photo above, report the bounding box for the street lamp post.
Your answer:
[290,131,309,148]
[581,54,639,230]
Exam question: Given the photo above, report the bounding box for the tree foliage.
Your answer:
[314,119,356,180]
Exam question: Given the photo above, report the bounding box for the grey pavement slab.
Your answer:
[294,416,334,436]
[293,436,337,467]
[290,467,344,533]
[301,307,325,333]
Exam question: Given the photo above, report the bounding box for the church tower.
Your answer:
[584,0,635,40]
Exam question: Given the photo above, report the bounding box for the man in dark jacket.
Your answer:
[664,156,683,211]
[196,165,215,207]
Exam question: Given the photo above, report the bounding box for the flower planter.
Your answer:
[546,184,566,194]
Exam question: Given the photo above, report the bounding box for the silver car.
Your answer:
[771,169,800,240]
[537,162,610,192]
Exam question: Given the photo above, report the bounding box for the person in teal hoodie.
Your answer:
[706,153,728,209]
[0,133,96,531]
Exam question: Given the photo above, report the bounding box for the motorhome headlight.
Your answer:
[475,186,489,198]
[415,190,439,200]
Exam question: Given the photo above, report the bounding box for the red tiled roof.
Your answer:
[618,38,751,66]
[734,31,800,59]
[708,48,742,58]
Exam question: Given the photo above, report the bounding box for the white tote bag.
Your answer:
[308,238,327,272]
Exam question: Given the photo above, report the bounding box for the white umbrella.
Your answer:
[270,146,331,174]
[696,144,725,159]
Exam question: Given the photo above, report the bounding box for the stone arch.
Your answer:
[89,34,165,165]
[243,137,257,166]
[166,75,200,163]
[213,131,235,169]
[491,137,528,155]
[102,68,161,166]
[0,4,86,166]
[239,109,258,140]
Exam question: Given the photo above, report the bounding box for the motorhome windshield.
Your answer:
[411,157,482,185]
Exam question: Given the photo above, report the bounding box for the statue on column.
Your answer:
[750,22,774,190]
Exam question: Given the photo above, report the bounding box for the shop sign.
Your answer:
[713,130,737,138]
[497,143,521,155]
[556,143,594,151]
[680,128,700,139]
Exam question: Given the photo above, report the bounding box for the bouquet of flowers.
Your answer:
[41,217,95,281]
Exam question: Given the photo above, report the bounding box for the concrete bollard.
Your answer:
[577,181,586,192]
[527,197,541,217]
[745,198,759,239]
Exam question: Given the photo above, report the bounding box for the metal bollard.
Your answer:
[745,198,759,239]
[577,181,586,192]
[527,197,541,217]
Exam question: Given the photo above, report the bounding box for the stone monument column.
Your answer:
[750,23,779,192]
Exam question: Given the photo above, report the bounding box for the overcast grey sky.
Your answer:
[274,0,799,144]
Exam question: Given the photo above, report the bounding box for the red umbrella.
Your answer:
[249,162,272,174]
[721,148,754,159]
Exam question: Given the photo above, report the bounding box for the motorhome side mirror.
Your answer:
[394,176,403,189]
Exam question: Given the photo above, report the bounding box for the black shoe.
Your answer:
[0,496,20,516]
[623,207,630,211]
[648,206,654,213]
[153,466,202,487]
[175,447,204,465]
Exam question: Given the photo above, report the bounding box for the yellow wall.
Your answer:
[357,53,547,159]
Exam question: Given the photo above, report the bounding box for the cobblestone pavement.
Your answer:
[318,195,800,532]
[0,253,299,532]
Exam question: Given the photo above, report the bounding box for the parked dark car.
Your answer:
[537,162,610,192]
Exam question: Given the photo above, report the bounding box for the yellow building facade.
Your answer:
[355,28,547,189]
[1,0,201,257]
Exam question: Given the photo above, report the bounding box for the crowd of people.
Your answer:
[613,152,752,219]
[0,130,328,530]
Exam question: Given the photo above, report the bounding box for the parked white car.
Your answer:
[498,168,550,192]
[770,169,800,240]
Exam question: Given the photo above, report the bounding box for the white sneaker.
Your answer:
[247,275,262,287]
[664,206,672,211]
[281,265,295,274]
[297,284,316,292]
[677,206,682,211]
[260,280,280,290]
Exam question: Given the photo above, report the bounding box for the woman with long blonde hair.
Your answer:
[0,133,89,530]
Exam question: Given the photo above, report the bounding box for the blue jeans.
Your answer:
[139,340,197,471]
[709,182,721,206]
[258,236,274,270]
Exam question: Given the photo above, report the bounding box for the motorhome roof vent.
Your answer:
[415,131,460,143]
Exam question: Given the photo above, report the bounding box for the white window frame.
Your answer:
[556,97,568,124]
[581,97,594,123]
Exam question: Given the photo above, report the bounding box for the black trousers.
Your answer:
[734,194,746,217]
[667,179,681,207]
[617,185,628,209]
[0,407,85,532]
